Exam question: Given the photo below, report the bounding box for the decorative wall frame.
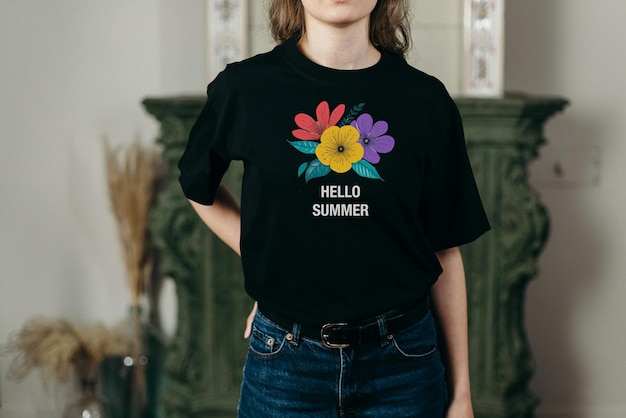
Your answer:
[462,0,505,97]
[205,0,248,82]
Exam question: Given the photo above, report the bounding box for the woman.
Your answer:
[178,0,489,416]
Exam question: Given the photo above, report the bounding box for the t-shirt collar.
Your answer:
[281,37,395,86]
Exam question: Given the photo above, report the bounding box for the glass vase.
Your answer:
[99,306,165,418]
[62,380,108,418]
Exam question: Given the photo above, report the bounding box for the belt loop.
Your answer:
[376,315,390,347]
[289,322,301,346]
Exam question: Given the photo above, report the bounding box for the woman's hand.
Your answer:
[243,301,258,338]
[446,394,474,418]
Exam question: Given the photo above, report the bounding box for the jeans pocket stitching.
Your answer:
[391,340,438,360]
[248,327,288,360]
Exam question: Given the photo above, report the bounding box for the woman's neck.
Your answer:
[297,23,381,70]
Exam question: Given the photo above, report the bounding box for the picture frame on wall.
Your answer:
[206,0,248,82]
[462,0,505,97]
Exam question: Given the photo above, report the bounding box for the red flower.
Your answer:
[292,101,345,140]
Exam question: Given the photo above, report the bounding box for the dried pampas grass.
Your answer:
[3,317,135,383]
[104,138,165,308]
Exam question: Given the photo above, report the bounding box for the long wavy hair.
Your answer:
[268,0,412,57]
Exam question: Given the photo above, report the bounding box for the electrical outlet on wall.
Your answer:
[530,143,601,187]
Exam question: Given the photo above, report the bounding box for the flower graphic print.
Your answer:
[316,126,364,173]
[288,101,395,183]
[351,113,395,164]
[292,101,346,140]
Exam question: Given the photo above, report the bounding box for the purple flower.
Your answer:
[350,113,395,164]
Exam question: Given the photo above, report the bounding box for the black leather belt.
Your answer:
[259,298,430,349]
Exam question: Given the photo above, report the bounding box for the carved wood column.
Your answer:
[457,95,568,418]
[143,94,568,418]
[143,97,248,418]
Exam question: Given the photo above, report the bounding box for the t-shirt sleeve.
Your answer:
[418,94,490,252]
[178,84,231,205]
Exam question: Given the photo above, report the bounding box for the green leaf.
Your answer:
[305,159,331,183]
[297,162,309,177]
[352,160,382,180]
[288,140,318,154]
[338,103,366,127]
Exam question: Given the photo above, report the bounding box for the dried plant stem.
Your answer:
[104,138,164,307]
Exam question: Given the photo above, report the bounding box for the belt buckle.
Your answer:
[321,323,350,349]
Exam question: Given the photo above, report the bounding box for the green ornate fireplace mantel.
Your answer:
[143,94,568,418]
[456,95,568,417]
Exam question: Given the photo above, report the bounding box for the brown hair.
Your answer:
[268,0,412,57]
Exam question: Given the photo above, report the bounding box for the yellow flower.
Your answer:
[315,125,364,173]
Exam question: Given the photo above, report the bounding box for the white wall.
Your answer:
[505,0,626,417]
[0,0,205,415]
[409,0,464,94]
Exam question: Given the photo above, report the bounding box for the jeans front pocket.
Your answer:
[390,311,439,361]
[247,312,289,360]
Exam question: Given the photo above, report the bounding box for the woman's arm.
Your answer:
[188,183,241,256]
[188,183,258,337]
[430,246,474,418]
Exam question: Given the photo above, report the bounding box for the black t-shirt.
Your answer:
[179,38,490,325]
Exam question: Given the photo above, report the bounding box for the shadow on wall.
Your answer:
[506,1,609,415]
[528,180,606,416]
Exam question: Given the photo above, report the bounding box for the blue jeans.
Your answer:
[238,309,447,417]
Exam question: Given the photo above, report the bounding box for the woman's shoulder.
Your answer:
[220,45,283,78]
[384,53,451,97]
[406,67,449,95]
[205,46,283,98]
